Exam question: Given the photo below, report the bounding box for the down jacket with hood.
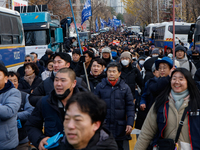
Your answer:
[0,81,21,149]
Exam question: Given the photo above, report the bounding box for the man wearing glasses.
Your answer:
[17,54,34,78]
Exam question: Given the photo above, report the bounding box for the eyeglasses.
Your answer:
[25,59,31,62]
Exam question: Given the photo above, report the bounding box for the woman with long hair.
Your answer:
[134,68,200,150]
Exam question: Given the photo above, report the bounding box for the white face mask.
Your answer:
[152,54,159,57]
[132,57,137,60]
[121,60,130,66]
[139,60,145,65]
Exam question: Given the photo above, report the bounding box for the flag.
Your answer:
[108,18,112,27]
[95,17,99,32]
[81,0,92,25]
[100,17,104,29]
[102,19,107,26]
[113,19,121,26]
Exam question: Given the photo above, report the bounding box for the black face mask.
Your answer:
[144,51,149,56]
[139,52,144,56]
[55,89,71,100]
[192,55,199,60]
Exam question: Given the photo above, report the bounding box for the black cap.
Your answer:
[123,46,130,51]
[144,46,149,50]
[53,52,71,63]
[111,46,117,50]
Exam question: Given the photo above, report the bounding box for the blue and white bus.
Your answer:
[188,16,200,52]
[144,23,160,44]
[0,7,25,70]
[154,21,192,49]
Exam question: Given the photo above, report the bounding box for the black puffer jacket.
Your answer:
[94,78,135,140]
[57,128,118,150]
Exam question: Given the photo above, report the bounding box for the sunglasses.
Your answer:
[25,59,31,62]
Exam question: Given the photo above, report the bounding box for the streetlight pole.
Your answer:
[157,0,159,22]
[180,0,182,20]
[151,0,152,22]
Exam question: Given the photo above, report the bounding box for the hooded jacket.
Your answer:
[0,80,21,149]
[57,128,118,150]
[176,55,196,77]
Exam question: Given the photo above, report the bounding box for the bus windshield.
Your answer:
[24,30,49,46]
[168,25,190,34]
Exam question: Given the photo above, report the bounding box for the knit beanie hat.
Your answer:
[120,52,132,60]
[151,48,160,55]
[175,45,186,53]
[102,47,111,53]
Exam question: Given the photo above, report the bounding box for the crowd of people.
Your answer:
[1,29,200,150]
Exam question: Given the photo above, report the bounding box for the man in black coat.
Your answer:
[26,68,80,150]
[40,49,54,67]
[81,58,106,93]
[120,52,143,98]
[28,52,87,107]
[64,37,76,52]
[70,49,81,70]
[94,62,134,150]
[57,92,118,150]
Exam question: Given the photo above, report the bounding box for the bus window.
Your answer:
[0,14,23,45]
[155,27,165,40]
[2,35,12,44]
[25,30,48,46]
[11,16,23,44]
[168,25,190,34]
[1,14,12,34]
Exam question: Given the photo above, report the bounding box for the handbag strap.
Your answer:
[174,106,189,143]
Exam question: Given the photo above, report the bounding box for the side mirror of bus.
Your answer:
[188,31,193,44]
[55,28,64,43]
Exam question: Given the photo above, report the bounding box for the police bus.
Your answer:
[154,21,192,49]
[144,23,160,43]
[0,7,25,71]
[188,16,200,52]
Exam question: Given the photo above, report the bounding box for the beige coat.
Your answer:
[134,95,190,150]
